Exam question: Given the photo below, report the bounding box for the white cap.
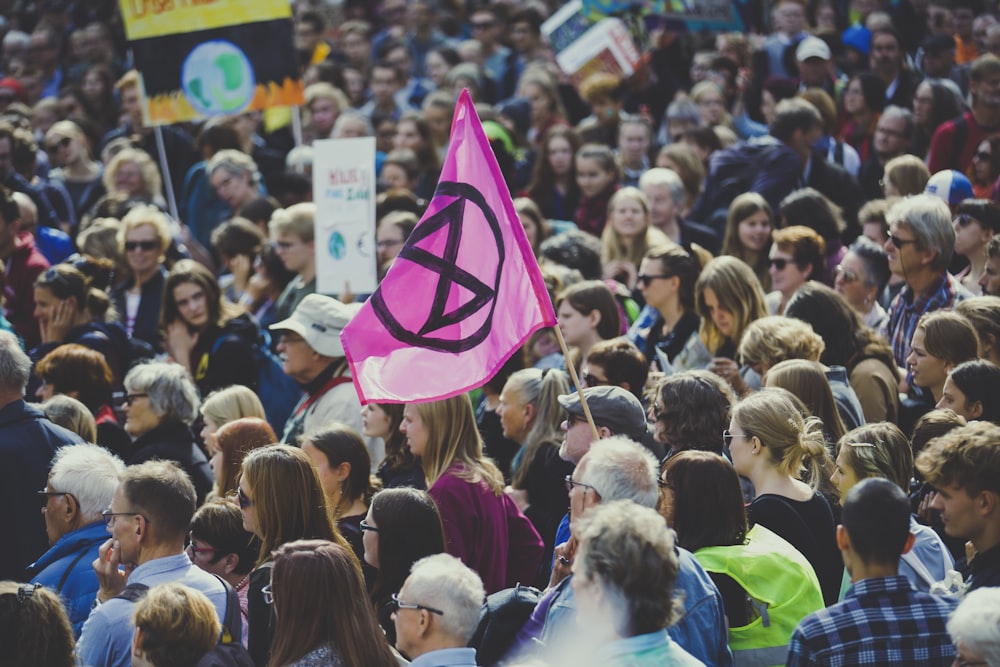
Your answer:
[796,36,832,62]
[269,294,361,357]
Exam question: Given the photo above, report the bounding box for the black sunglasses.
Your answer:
[768,258,792,270]
[124,240,159,252]
[637,273,672,287]
[359,519,379,532]
[236,487,253,509]
[889,234,917,249]
[45,136,71,153]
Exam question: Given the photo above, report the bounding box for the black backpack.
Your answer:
[468,583,542,667]
[115,576,253,667]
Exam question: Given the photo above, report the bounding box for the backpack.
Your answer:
[115,576,253,667]
[468,583,542,667]
[211,330,301,435]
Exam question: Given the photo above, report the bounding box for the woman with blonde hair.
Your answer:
[729,387,841,604]
[764,358,847,447]
[517,66,569,147]
[600,186,670,289]
[199,385,266,461]
[721,193,773,291]
[907,311,980,404]
[238,444,348,667]
[102,147,163,205]
[882,154,930,197]
[400,394,543,594]
[44,119,104,220]
[110,204,173,349]
[303,82,350,144]
[497,368,574,577]
[691,81,733,130]
[695,256,767,395]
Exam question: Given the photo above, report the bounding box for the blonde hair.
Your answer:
[45,119,92,160]
[766,358,847,444]
[836,422,913,492]
[414,394,504,494]
[883,154,930,196]
[200,385,266,429]
[103,147,162,200]
[738,315,824,369]
[132,583,220,667]
[695,256,767,353]
[732,387,831,490]
[117,204,172,259]
[721,192,773,290]
[600,186,668,268]
[268,202,316,243]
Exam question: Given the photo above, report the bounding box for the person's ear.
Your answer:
[523,401,536,423]
[62,491,79,524]
[979,490,998,517]
[587,309,601,329]
[967,400,984,420]
[222,553,239,575]
[596,425,613,439]
[901,531,916,555]
[333,461,352,483]
[835,524,850,552]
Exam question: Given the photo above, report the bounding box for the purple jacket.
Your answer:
[429,462,544,594]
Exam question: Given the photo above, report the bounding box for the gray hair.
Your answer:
[404,553,485,643]
[948,588,1000,667]
[579,436,660,509]
[124,362,200,425]
[848,236,891,291]
[665,98,701,124]
[639,167,686,208]
[880,105,915,141]
[49,443,125,524]
[0,330,31,394]
[207,149,261,189]
[285,145,313,174]
[886,194,955,271]
[333,110,373,138]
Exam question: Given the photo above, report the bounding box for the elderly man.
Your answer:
[394,553,486,666]
[270,293,381,466]
[948,588,1000,667]
[76,460,229,667]
[28,444,124,636]
[515,437,731,667]
[0,330,82,581]
[882,195,972,370]
[571,501,703,665]
[639,168,719,254]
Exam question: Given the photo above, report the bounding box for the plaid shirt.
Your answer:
[786,575,957,667]
[883,272,969,368]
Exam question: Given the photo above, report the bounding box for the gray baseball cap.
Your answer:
[558,385,647,442]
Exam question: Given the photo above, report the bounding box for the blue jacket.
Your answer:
[0,399,84,581]
[28,521,107,636]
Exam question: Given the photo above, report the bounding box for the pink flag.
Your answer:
[341,90,556,403]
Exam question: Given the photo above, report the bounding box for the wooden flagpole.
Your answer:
[553,326,601,441]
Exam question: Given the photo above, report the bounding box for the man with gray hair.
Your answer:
[0,329,83,581]
[639,167,719,254]
[882,194,972,369]
[394,553,485,666]
[28,444,125,636]
[514,436,731,667]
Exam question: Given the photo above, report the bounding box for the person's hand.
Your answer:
[966,540,978,565]
[505,486,531,513]
[916,491,938,525]
[548,537,578,589]
[339,281,354,305]
[165,321,198,369]
[229,254,252,291]
[710,357,748,394]
[92,539,132,602]
[42,299,75,343]
[603,260,638,290]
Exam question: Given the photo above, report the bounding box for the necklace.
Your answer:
[234,572,251,591]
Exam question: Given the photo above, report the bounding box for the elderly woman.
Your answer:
[304,82,350,145]
[110,205,172,350]
[207,149,264,218]
[123,362,213,503]
[102,146,164,206]
[833,236,891,330]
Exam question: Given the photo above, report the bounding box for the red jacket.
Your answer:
[3,231,49,349]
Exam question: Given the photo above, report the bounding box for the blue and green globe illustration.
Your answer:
[181,40,256,116]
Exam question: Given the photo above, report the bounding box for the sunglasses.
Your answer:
[636,273,672,287]
[834,265,859,283]
[236,487,253,509]
[45,136,71,153]
[582,372,609,387]
[954,214,978,228]
[974,151,991,161]
[359,519,379,532]
[123,392,148,405]
[768,258,792,270]
[890,234,917,249]
[124,240,159,252]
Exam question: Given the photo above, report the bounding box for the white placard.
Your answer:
[313,136,377,296]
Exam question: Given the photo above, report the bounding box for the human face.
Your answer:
[272,233,314,275]
[210,168,255,210]
[519,212,538,250]
[105,486,140,566]
[873,114,909,159]
[641,183,675,230]
[928,482,985,542]
[831,446,862,499]
[509,21,536,55]
[638,258,674,312]
[392,580,426,657]
[400,404,429,457]
[33,285,62,333]
[497,385,531,442]
[302,440,339,501]
[871,32,901,72]
[913,82,935,126]
[275,331,316,384]
[863,220,888,246]
[470,11,500,48]
[981,253,1000,296]
[376,224,405,265]
[172,282,210,330]
[936,375,981,421]
[342,32,369,68]
[697,89,725,126]
[424,105,450,145]
[238,476,259,536]
[308,98,338,136]
[883,222,922,278]
[559,412,593,463]
[737,211,772,253]
[569,547,607,640]
[294,19,320,54]
[520,83,550,125]
[972,140,993,183]
[425,52,450,88]
[359,404,390,439]
[769,246,809,298]
[336,116,367,139]
[575,156,615,198]
[906,326,950,396]
[760,90,778,125]
[726,417,754,477]
[113,161,145,195]
[381,163,409,190]
[581,362,609,388]
[186,534,226,576]
[123,390,160,437]
[609,195,647,240]
[393,120,422,152]
[45,133,77,167]
[370,66,399,105]
[701,287,734,338]
[619,124,650,166]
[557,301,595,347]
[362,505,379,568]
[566,460,595,532]
[973,72,1000,110]
[124,223,162,276]
[200,416,220,457]
[41,480,72,545]
[954,212,992,258]
[797,58,828,88]
[547,136,573,177]
[833,251,872,313]
[843,80,866,115]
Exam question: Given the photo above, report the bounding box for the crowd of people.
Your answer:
[4,0,1000,665]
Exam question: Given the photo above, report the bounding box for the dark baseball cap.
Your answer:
[558,385,647,442]
[922,33,956,55]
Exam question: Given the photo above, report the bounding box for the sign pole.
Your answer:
[154,125,179,220]
[553,326,600,441]
[291,105,303,147]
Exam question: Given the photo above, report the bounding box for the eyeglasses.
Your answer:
[261,584,274,605]
[833,265,859,283]
[889,234,917,249]
[391,593,444,615]
[236,487,253,509]
[102,509,142,526]
[768,258,792,270]
[123,393,148,405]
[37,489,75,506]
[955,214,978,228]
[564,412,588,427]
[359,519,379,532]
[582,372,609,387]
[565,474,599,495]
[124,240,158,252]
[637,273,672,287]
[974,151,991,161]
[45,136,71,153]
[185,534,218,557]
[376,239,403,250]
[273,240,295,250]
[649,403,666,422]
[722,430,749,447]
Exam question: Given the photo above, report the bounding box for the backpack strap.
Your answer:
[213,574,243,645]
[55,546,94,594]
[901,550,938,588]
[833,140,844,165]
[113,582,150,602]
